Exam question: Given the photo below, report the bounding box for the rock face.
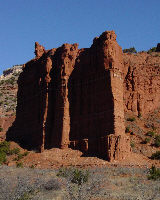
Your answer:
[7,31,131,161]
[123,52,160,117]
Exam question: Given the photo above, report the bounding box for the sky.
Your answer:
[0,0,160,74]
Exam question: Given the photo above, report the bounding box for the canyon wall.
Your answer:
[123,52,160,117]
[7,31,131,161]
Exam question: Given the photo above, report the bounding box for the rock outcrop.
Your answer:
[123,52,160,117]
[7,31,131,161]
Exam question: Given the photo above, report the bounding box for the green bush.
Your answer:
[130,141,135,148]
[71,169,89,185]
[123,47,137,53]
[57,168,71,178]
[154,135,160,147]
[127,117,136,122]
[148,165,160,180]
[57,168,89,185]
[23,151,29,156]
[125,127,130,133]
[0,80,5,85]
[0,141,10,154]
[0,141,10,164]
[143,137,151,144]
[29,165,35,169]
[0,127,3,132]
[0,151,7,164]
[146,131,155,137]
[14,151,29,161]
[148,47,157,54]
[151,151,160,160]
[9,147,20,155]
[16,162,23,168]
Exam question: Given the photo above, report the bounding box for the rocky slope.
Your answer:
[0,65,22,141]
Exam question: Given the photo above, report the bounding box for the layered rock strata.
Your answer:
[123,52,160,117]
[7,31,131,161]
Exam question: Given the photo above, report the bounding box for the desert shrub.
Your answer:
[23,151,29,156]
[57,167,71,178]
[127,117,136,122]
[148,165,160,180]
[0,127,3,132]
[0,80,5,85]
[123,47,137,53]
[146,131,155,137]
[143,137,151,144]
[138,113,142,118]
[125,126,130,133]
[0,141,10,154]
[151,151,160,160]
[9,147,20,155]
[57,168,89,185]
[14,151,29,161]
[16,153,23,161]
[0,151,7,164]
[130,141,135,148]
[148,47,157,53]
[71,169,89,185]
[16,162,23,168]
[29,165,35,169]
[154,135,160,147]
[0,141,10,164]
[43,179,61,191]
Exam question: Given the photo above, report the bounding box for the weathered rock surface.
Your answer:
[123,52,160,117]
[7,31,131,161]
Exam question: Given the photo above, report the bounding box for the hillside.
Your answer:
[0,65,22,141]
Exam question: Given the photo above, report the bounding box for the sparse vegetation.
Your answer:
[16,162,23,168]
[148,165,160,180]
[150,151,160,160]
[125,126,130,133]
[127,117,136,122]
[29,165,35,169]
[130,141,135,148]
[154,135,160,147]
[123,47,137,53]
[0,141,10,164]
[146,131,155,137]
[9,147,20,155]
[57,167,89,185]
[14,151,29,161]
[0,151,7,164]
[0,127,3,132]
[143,137,151,144]
[71,168,89,185]
[148,47,157,54]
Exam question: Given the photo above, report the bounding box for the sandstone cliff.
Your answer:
[123,52,160,116]
[6,31,131,161]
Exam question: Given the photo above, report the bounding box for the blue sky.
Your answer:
[0,0,160,74]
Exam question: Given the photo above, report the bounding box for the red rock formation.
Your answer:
[7,31,131,161]
[123,52,160,117]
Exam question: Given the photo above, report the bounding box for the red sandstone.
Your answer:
[7,31,134,161]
